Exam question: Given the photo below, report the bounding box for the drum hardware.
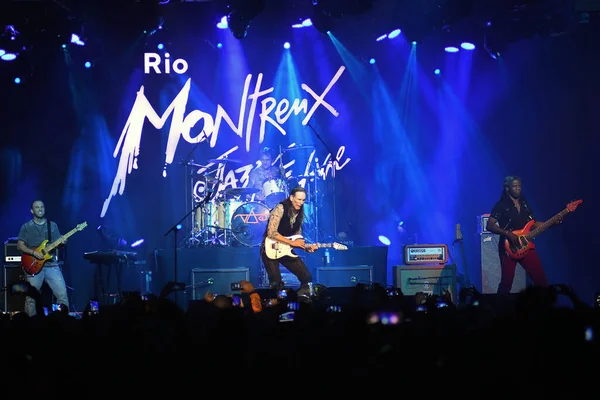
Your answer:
[224,187,260,197]
[186,162,209,168]
[208,157,242,164]
[281,145,315,153]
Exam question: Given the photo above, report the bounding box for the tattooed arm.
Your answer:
[266,205,305,248]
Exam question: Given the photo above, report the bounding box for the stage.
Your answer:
[152,245,388,299]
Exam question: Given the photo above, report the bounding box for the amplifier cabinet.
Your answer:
[316,265,373,287]
[3,264,26,313]
[3,240,21,264]
[480,233,526,294]
[393,264,457,299]
[190,268,249,300]
[2,265,56,313]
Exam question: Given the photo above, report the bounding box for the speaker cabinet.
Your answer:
[190,268,249,299]
[480,233,526,294]
[3,264,26,312]
[316,265,373,287]
[392,264,457,299]
[2,265,57,313]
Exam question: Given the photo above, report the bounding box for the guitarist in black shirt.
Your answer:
[486,176,558,294]
[260,187,316,294]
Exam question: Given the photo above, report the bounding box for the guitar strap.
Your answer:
[47,220,56,260]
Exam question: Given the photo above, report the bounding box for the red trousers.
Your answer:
[497,248,548,294]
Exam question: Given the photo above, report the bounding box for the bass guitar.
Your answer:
[505,200,582,259]
[21,221,88,275]
[264,234,348,260]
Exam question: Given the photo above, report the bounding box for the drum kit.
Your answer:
[186,146,320,248]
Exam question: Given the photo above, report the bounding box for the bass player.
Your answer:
[486,176,560,294]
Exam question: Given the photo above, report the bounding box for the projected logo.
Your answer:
[101,58,351,217]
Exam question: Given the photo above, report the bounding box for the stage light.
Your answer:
[216,16,228,29]
[283,42,290,49]
[157,43,164,50]
[444,46,459,53]
[369,58,375,64]
[292,18,312,29]
[96,224,128,249]
[434,68,441,75]
[84,61,91,68]
[412,41,417,45]
[375,34,387,41]
[1,53,17,61]
[70,33,85,46]
[0,49,4,56]
[14,77,20,84]
[461,42,475,50]
[61,44,67,49]
[131,239,145,248]
[217,42,223,48]
[378,235,391,246]
[388,28,401,39]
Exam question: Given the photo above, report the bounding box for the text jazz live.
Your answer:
[101,53,351,217]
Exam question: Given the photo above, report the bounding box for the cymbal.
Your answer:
[224,187,260,196]
[199,176,221,183]
[186,162,208,168]
[208,158,242,164]
[282,145,315,153]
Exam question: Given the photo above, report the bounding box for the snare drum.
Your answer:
[231,202,271,247]
[262,178,288,208]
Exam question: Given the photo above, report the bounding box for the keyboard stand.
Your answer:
[94,261,124,305]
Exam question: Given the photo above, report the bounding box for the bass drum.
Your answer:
[231,202,271,247]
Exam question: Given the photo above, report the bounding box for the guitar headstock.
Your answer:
[77,221,88,231]
[455,223,463,241]
[567,199,583,212]
[333,242,348,251]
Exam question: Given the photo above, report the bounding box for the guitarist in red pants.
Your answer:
[486,176,561,294]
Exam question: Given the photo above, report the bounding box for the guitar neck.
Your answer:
[45,227,77,252]
[527,208,569,240]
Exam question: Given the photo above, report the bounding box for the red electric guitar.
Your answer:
[504,200,582,259]
[21,221,87,275]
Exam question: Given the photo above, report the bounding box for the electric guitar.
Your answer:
[264,234,348,260]
[504,200,582,259]
[21,221,88,275]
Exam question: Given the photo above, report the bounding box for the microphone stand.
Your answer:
[177,130,205,237]
[164,190,210,308]
[306,122,337,241]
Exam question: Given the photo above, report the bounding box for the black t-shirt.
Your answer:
[490,196,536,232]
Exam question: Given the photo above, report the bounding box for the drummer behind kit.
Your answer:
[189,145,321,248]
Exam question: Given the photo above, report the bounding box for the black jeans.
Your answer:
[260,245,313,289]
